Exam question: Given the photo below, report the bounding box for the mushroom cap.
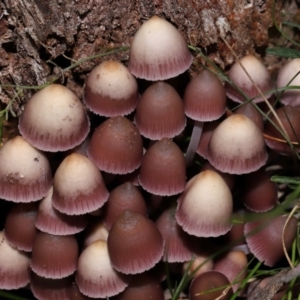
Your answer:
[264,105,300,155]
[189,271,233,300]
[128,16,193,81]
[0,136,52,202]
[276,58,300,106]
[245,215,298,267]
[183,69,226,121]
[76,240,130,298]
[30,232,78,279]
[113,273,164,300]
[0,231,31,290]
[107,210,164,275]
[52,153,109,215]
[84,60,139,117]
[207,114,268,174]
[19,84,90,152]
[4,202,38,251]
[156,205,196,263]
[138,138,186,196]
[176,170,233,237]
[35,186,88,235]
[103,182,147,230]
[31,273,73,300]
[88,116,143,174]
[225,55,273,103]
[134,81,186,140]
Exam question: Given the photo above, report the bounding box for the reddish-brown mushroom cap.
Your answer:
[183,69,226,122]
[134,81,186,140]
[84,60,139,117]
[139,138,186,196]
[189,271,233,300]
[30,273,73,300]
[264,105,300,155]
[241,169,278,212]
[128,16,193,81]
[88,116,143,174]
[4,202,38,251]
[103,182,147,230]
[107,210,164,275]
[112,273,164,300]
[245,215,298,267]
[19,84,90,152]
[0,135,52,202]
[156,205,197,263]
[30,232,78,279]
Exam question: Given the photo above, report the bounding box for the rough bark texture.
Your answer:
[0,0,296,114]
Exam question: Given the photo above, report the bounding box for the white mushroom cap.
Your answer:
[176,170,233,237]
[128,16,193,81]
[225,55,273,103]
[0,231,30,289]
[206,114,268,174]
[76,240,130,298]
[0,136,52,202]
[19,84,90,152]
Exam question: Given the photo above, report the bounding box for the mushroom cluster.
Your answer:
[0,15,299,300]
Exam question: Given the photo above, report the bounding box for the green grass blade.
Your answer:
[266,47,300,58]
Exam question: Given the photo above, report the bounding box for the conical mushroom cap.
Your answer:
[176,170,233,237]
[19,84,90,152]
[0,136,52,202]
[84,60,138,117]
[107,210,164,274]
[207,114,267,174]
[128,16,193,80]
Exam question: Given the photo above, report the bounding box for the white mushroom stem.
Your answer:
[185,121,204,166]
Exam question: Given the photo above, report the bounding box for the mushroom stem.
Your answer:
[185,121,204,166]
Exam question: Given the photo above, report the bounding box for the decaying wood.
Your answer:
[0,0,292,114]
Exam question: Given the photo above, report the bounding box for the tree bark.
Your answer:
[0,0,290,113]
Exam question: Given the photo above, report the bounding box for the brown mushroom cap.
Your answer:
[107,210,164,275]
[183,69,226,122]
[264,105,300,155]
[103,182,147,230]
[88,116,143,174]
[134,81,186,140]
[4,202,38,251]
[30,232,78,279]
[31,273,73,300]
[189,271,233,300]
[138,138,186,196]
[19,84,90,152]
[245,215,298,267]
